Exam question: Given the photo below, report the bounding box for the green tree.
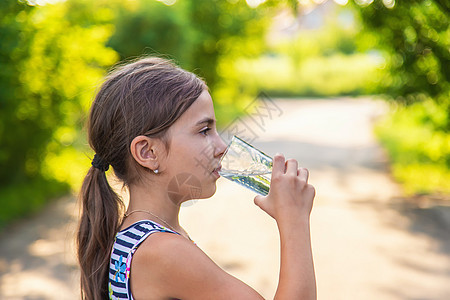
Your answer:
[107,0,196,68]
[350,0,450,194]
[106,0,269,124]
[0,0,118,226]
[107,0,268,89]
[0,0,34,186]
[185,0,267,90]
[352,0,450,129]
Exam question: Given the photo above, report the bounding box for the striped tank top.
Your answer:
[108,220,179,300]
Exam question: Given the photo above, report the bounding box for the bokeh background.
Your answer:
[0,0,449,299]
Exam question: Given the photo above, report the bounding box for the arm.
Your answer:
[254,154,316,300]
[275,217,315,299]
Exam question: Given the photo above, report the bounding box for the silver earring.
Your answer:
[154,169,159,174]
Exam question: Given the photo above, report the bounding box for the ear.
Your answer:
[130,135,160,171]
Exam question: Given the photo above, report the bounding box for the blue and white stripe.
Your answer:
[108,220,177,300]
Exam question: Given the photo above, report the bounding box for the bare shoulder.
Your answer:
[130,231,264,300]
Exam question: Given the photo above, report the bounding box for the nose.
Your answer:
[214,135,228,158]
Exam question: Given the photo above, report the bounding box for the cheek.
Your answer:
[167,138,213,176]
[167,140,193,164]
[194,146,216,174]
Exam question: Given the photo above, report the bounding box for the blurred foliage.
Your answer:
[0,0,118,227]
[352,0,450,130]
[107,0,196,67]
[351,0,449,195]
[234,53,381,97]
[106,0,269,125]
[0,0,269,227]
[375,100,450,195]
[1,0,449,228]
[233,9,384,97]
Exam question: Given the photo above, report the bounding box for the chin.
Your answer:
[199,182,217,199]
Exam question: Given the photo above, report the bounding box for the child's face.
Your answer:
[162,90,227,203]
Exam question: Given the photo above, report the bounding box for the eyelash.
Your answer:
[200,127,211,135]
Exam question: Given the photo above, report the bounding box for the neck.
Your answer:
[126,181,182,232]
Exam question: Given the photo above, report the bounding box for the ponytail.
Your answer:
[77,167,124,300]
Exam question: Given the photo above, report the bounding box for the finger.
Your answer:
[285,159,298,175]
[298,167,309,182]
[272,153,285,176]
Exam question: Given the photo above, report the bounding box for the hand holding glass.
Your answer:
[218,136,272,196]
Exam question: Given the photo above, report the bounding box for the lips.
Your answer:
[212,164,222,177]
[213,164,222,173]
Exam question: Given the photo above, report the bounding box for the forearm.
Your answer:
[274,218,316,300]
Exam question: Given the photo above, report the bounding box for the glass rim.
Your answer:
[218,135,272,166]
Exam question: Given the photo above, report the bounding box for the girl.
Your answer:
[77,57,316,300]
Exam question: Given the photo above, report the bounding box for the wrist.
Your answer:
[276,213,310,232]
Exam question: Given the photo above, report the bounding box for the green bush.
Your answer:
[375,100,450,195]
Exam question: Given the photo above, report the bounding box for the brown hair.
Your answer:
[77,57,206,300]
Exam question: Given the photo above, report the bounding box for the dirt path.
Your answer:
[1,97,449,299]
[0,195,79,299]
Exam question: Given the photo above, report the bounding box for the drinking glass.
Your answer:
[218,136,272,196]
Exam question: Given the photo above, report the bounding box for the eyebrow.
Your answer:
[195,117,215,126]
